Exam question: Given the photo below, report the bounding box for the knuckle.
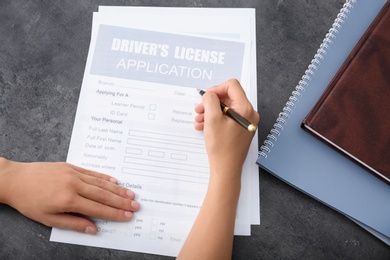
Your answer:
[116,186,129,197]
[94,176,105,187]
[83,168,94,177]
[58,193,78,211]
[60,173,77,189]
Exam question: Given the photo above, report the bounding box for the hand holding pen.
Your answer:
[194,79,260,168]
[197,89,257,132]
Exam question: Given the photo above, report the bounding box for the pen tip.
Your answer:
[196,88,201,93]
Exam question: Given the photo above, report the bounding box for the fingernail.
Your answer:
[109,177,117,183]
[85,226,95,234]
[125,211,133,218]
[131,200,140,210]
[126,189,135,197]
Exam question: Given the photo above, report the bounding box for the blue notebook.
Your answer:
[257,0,390,244]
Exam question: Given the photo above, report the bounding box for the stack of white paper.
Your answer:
[50,6,259,257]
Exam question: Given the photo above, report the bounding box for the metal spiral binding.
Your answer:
[259,0,356,159]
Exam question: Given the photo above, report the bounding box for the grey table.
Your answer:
[1,0,389,259]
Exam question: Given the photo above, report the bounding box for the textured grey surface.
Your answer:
[0,0,389,259]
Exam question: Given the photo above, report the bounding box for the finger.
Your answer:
[77,174,140,211]
[194,104,205,131]
[69,164,118,184]
[194,122,204,131]
[77,182,140,212]
[44,213,98,234]
[78,173,135,200]
[194,103,205,114]
[71,196,137,222]
[194,113,204,124]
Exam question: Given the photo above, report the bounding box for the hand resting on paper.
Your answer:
[177,78,260,259]
[0,158,140,234]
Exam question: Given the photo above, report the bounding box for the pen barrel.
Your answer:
[198,90,257,132]
[221,103,257,132]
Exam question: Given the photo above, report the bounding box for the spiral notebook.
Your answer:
[302,2,390,184]
[257,0,390,245]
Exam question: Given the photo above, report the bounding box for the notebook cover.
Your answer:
[302,2,390,184]
[257,0,390,244]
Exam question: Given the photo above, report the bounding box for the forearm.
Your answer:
[177,167,242,260]
[181,78,259,259]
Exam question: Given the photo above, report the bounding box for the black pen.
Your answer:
[197,89,257,132]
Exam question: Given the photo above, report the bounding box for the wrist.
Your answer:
[209,155,243,176]
[0,157,8,203]
[0,157,14,205]
[209,162,242,191]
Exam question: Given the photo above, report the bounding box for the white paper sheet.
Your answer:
[50,7,258,257]
[96,6,259,226]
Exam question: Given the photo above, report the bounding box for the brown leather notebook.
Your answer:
[302,2,390,184]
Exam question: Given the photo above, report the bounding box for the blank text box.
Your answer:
[171,153,188,161]
[148,150,165,158]
[125,147,142,155]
